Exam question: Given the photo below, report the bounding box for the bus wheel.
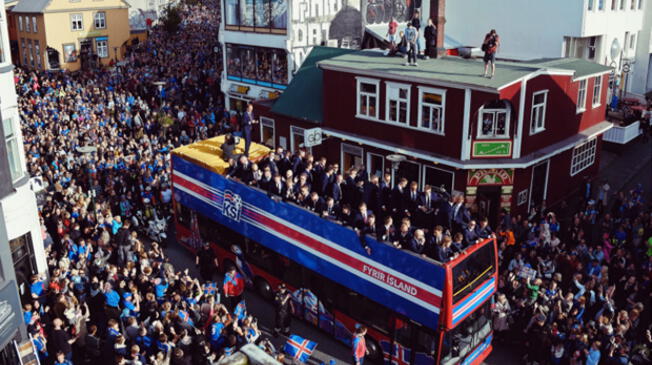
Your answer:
[254,277,274,301]
[365,336,383,363]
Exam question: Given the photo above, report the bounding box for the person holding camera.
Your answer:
[273,283,293,336]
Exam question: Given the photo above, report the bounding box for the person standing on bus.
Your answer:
[241,103,258,157]
[223,266,245,311]
[273,284,293,336]
[352,325,368,365]
[195,242,219,282]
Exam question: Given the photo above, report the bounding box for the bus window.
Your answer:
[345,291,391,334]
[277,257,303,289]
[452,242,496,303]
[440,301,491,365]
[175,202,191,228]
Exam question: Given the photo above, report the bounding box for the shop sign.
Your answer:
[229,84,250,96]
[472,141,512,158]
[0,281,21,349]
[468,169,514,186]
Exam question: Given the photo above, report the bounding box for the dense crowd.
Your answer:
[13,0,652,364]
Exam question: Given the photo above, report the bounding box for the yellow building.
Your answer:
[12,0,130,71]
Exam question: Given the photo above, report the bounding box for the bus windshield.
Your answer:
[440,301,492,365]
[451,242,495,303]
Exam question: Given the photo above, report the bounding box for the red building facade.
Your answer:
[254,48,612,222]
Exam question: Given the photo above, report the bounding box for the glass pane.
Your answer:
[271,49,287,84]
[240,0,254,26]
[226,45,241,78]
[360,95,368,115]
[7,139,23,181]
[399,102,407,123]
[423,92,442,105]
[256,48,272,83]
[399,88,408,99]
[241,47,256,81]
[432,108,442,132]
[534,93,545,104]
[481,112,495,136]
[255,0,271,27]
[496,112,507,135]
[421,106,430,128]
[270,0,287,29]
[389,101,397,121]
[369,97,376,116]
[361,83,376,93]
[225,0,239,25]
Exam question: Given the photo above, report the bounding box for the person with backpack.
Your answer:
[482,29,500,78]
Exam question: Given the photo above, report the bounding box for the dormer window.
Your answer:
[477,100,511,139]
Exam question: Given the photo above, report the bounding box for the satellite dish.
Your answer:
[610,38,621,61]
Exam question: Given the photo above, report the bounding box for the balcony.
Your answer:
[603,120,641,144]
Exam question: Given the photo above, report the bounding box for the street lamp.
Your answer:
[386,153,407,185]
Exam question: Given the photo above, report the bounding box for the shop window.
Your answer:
[226,44,287,88]
[224,0,286,32]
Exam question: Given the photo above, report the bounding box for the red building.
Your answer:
[254,47,612,221]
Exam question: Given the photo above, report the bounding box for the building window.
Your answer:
[226,44,288,89]
[530,90,548,135]
[620,0,625,9]
[577,79,587,113]
[34,40,41,69]
[21,38,27,65]
[25,16,30,32]
[417,87,445,134]
[224,0,287,32]
[32,16,37,32]
[96,39,108,58]
[27,40,33,67]
[588,0,594,10]
[612,0,617,9]
[570,138,597,176]
[386,82,410,124]
[599,0,605,9]
[18,16,23,31]
[631,0,636,8]
[356,77,380,120]
[260,117,275,147]
[290,126,310,153]
[3,118,25,182]
[71,13,83,30]
[478,108,509,139]
[629,34,636,49]
[95,12,106,29]
[592,75,602,107]
[639,0,644,9]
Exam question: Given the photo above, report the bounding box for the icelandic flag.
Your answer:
[284,335,317,363]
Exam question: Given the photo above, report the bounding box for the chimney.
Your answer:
[430,0,446,57]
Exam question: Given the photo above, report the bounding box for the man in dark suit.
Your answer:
[321,197,339,220]
[343,168,358,205]
[363,175,382,215]
[241,104,258,157]
[405,181,420,217]
[260,152,278,176]
[235,155,253,183]
[268,174,284,196]
[378,216,395,242]
[277,150,292,177]
[418,184,439,227]
[291,149,306,175]
[379,173,393,216]
[463,220,481,246]
[393,222,412,249]
[317,166,334,197]
[409,229,428,256]
[337,204,354,227]
[305,192,325,213]
[391,178,408,218]
[258,167,273,191]
[451,194,471,234]
[475,217,495,240]
[328,174,345,203]
[353,202,373,230]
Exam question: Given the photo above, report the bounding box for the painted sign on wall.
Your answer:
[472,141,512,158]
[467,169,514,186]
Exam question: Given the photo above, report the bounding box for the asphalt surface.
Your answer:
[163,142,651,365]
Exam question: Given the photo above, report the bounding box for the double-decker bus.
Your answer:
[171,137,497,365]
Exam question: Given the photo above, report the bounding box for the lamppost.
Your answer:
[386,153,407,185]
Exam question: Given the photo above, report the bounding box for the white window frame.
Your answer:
[290,125,311,153]
[477,107,510,139]
[340,143,364,172]
[570,138,597,176]
[592,75,602,107]
[259,117,275,148]
[417,86,446,135]
[94,11,106,29]
[385,81,411,125]
[3,118,25,183]
[356,77,380,121]
[71,13,83,31]
[18,16,23,32]
[24,16,30,32]
[96,39,108,58]
[530,90,548,135]
[366,152,385,179]
[577,79,587,113]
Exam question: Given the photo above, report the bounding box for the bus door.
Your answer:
[389,316,439,365]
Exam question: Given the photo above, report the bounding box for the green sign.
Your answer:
[472,141,512,158]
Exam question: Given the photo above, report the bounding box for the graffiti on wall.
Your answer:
[290,0,343,69]
[365,0,414,24]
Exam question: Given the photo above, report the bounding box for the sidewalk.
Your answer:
[598,137,652,193]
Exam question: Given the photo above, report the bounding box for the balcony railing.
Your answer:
[603,121,641,144]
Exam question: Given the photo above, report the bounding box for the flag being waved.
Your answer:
[284,334,317,363]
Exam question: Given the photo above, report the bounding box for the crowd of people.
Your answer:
[12,0,651,364]
[14,1,289,364]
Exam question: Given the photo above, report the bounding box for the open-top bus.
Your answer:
[171,137,497,365]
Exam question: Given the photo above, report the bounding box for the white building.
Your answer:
[0,3,45,360]
[446,0,649,96]
[124,0,178,30]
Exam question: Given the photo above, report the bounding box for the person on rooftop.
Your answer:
[404,22,418,67]
[482,29,500,78]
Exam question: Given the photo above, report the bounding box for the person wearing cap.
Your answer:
[273,283,293,336]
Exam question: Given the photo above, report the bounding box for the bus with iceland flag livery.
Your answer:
[171,137,498,365]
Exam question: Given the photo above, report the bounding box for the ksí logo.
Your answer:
[223,190,243,222]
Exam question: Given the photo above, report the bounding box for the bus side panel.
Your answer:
[172,156,445,330]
